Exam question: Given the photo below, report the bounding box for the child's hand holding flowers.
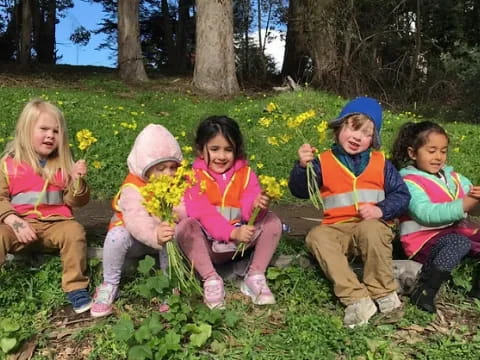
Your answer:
[73,129,97,195]
[156,221,175,245]
[72,159,87,181]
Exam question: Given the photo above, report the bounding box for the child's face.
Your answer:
[408,132,448,175]
[201,133,234,174]
[146,161,179,178]
[338,118,374,155]
[32,111,59,160]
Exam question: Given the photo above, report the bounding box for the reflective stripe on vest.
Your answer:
[400,219,451,236]
[323,189,385,210]
[11,190,64,205]
[197,166,251,223]
[319,150,385,224]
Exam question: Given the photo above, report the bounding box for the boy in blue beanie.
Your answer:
[288,97,411,328]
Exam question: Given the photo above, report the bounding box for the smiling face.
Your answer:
[31,111,60,160]
[201,133,235,174]
[337,117,374,155]
[408,132,448,175]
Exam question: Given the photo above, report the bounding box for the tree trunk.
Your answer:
[118,0,148,82]
[281,0,309,82]
[174,0,192,73]
[161,0,176,70]
[194,0,239,96]
[19,0,32,64]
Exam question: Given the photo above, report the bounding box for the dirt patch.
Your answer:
[73,200,321,245]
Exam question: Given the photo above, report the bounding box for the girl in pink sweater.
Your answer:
[90,124,185,317]
[176,116,282,309]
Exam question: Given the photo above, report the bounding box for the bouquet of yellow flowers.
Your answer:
[141,161,201,295]
[232,175,287,259]
[73,129,97,196]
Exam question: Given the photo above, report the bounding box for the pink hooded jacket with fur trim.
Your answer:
[114,124,186,250]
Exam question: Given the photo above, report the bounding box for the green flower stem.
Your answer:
[232,206,261,260]
[166,241,201,295]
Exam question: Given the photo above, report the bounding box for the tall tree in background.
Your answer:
[117,0,148,82]
[194,0,239,95]
[19,0,32,64]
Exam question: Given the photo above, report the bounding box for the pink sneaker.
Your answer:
[241,273,276,305]
[90,282,118,318]
[203,277,225,310]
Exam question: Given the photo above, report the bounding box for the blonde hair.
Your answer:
[1,99,73,185]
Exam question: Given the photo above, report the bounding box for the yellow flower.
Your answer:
[267,136,279,146]
[250,154,256,161]
[76,129,97,152]
[265,102,278,113]
[257,162,264,169]
[279,134,291,144]
[93,160,102,169]
[258,117,273,128]
[182,145,192,153]
[453,147,460,152]
[181,131,186,137]
[286,110,316,129]
[258,175,286,200]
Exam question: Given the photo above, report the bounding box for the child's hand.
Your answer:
[3,214,37,244]
[358,204,383,220]
[253,193,270,210]
[298,143,317,168]
[72,160,87,181]
[468,185,480,200]
[156,221,175,245]
[230,225,255,244]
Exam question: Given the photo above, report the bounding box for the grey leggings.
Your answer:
[102,226,168,285]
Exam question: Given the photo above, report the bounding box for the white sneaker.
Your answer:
[343,297,377,328]
[376,292,402,313]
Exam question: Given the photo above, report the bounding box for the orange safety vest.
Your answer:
[196,166,251,224]
[109,173,147,229]
[4,157,72,219]
[319,150,386,224]
[399,172,477,258]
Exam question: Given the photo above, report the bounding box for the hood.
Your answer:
[127,124,183,180]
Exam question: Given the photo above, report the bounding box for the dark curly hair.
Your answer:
[390,121,449,169]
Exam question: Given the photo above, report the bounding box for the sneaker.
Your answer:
[376,292,402,313]
[240,273,276,305]
[203,276,225,310]
[67,288,92,314]
[90,283,118,318]
[343,297,377,328]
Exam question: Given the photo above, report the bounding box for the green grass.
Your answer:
[1,73,480,359]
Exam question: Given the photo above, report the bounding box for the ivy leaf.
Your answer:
[0,319,20,333]
[0,337,17,353]
[185,323,212,347]
[149,274,170,294]
[112,315,134,342]
[138,255,156,275]
[163,330,181,351]
[128,344,152,360]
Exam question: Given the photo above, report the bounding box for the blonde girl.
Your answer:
[0,99,91,314]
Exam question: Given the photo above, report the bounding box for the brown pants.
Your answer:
[306,220,397,305]
[0,219,89,292]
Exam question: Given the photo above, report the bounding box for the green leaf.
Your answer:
[136,283,153,299]
[224,311,240,328]
[210,339,226,354]
[128,344,152,360]
[163,330,181,351]
[0,319,20,333]
[147,314,164,335]
[266,267,282,280]
[149,274,169,294]
[134,325,152,343]
[186,323,212,347]
[0,337,17,353]
[138,255,156,275]
[112,315,134,342]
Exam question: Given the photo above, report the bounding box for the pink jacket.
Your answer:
[184,157,262,242]
[115,124,186,250]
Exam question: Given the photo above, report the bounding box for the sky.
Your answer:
[56,1,285,71]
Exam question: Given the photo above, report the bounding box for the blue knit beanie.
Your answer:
[331,97,383,148]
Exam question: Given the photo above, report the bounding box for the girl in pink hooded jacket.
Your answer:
[91,124,185,318]
[176,116,282,310]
